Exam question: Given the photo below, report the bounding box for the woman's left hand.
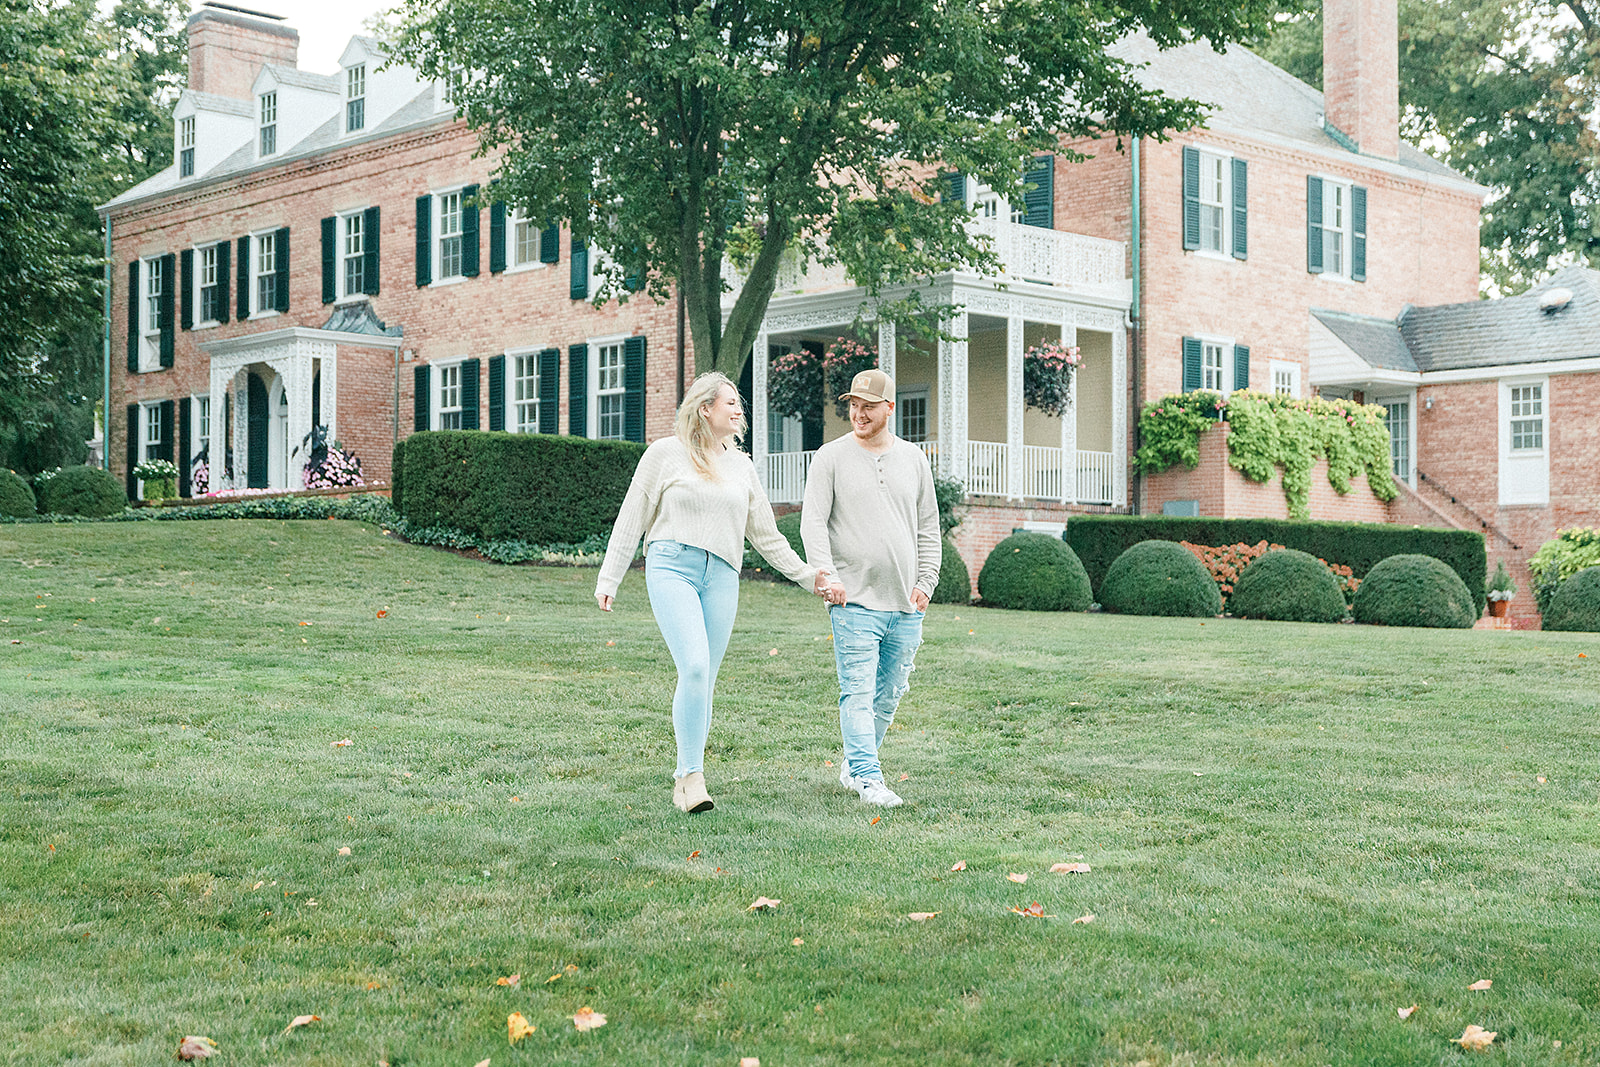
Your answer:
[596,593,614,611]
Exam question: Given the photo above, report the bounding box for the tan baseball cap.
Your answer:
[840,368,895,404]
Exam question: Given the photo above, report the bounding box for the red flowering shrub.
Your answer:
[1182,540,1361,607]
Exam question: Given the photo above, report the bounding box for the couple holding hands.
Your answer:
[595,368,941,813]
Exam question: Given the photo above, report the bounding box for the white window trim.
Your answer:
[248,229,280,320]
[1194,333,1236,394]
[428,186,470,287]
[191,243,222,329]
[896,386,931,443]
[432,356,468,431]
[1498,376,1549,506]
[344,64,366,135]
[258,91,278,158]
[136,400,165,496]
[1268,359,1301,399]
[191,394,211,459]
[1504,377,1547,455]
[1371,391,1416,488]
[1191,144,1235,263]
[504,343,547,433]
[1316,173,1354,282]
[587,333,629,441]
[506,211,549,274]
[337,209,370,303]
[138,254,163,372]
[177,117,195,179]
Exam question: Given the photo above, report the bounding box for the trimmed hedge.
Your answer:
[744,511,806,573]
[393,430,644,544]
[931,539,971,605]
[1351,554,1476,629]
[0,469,36,517]
[1099,539,1222,617]
[1543,566,1600,632]
[35,465,127,517]
[977,532,1091,611]
[1227,548,1347,624]
[1068,514,1486,613]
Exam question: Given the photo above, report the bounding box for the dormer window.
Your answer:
[259,91,278,156]
[346,65,366,133]
[178,117,195,178]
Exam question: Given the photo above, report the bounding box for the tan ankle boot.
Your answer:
[676,771,714,813]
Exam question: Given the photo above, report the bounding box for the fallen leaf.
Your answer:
[791,937,804,946]
[298,621,310,626]
[564,964,579,975]
[473,1059,491,1067]
[375,609,388,618]
[572,1006,607,1032]
[251,881,264,890]
[175,1035,218,1060]
[365,980,381,990]
[899,773,909,781]
[496,974,521,988]
[747,896,781,911]
[1007,873,1028,884]
[687,850,701,861]
[507,1011,536,1044]
[1009,902,1048,918]
[768,648,779,656]
[1050,862,1092,874]
[1397,1004,1418,1020]
[1454,1024,1496,1050]
[950,860,966,872]
[869,816,881,825]
[907,912,939,921]
[337,846,351,856]
[740,1059,760,1067]
[545,973,562,984]
[605,640,615,646]
[282,1014,320,1034]
[824,760,833,767]
[331,738,353,747]
[1536,776,1547,784]
[1071,913,1095,924]
[510,795,520,802]
[1468,978,1492,991]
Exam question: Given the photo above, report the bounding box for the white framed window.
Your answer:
[436,190,464,281]
[1322,180,1350,278]
[252,230,278,316]
[1199,151,1229,254]
[1509,383,1543,451]
[511,350,540,432]
[258,91,277,156]
[195,244,221,325]
[510,212,544,271]
[435,360,464,430]
[178,117,195,178]
[196,395,210,443]
[438,67,463,110]
[141,401,165,463]
[897,388,930,443]
[973,187,1023,225]
[1499,377,1549,506]
[139,255,163,370]
[1269,360,1301,398]
[1378,399,1410,480]
[592,339,626,440]
[1202,340,1226,391]
[345,64,366,133]
[341,212,366,299]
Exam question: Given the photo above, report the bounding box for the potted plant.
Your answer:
[131,458,179,502]
[1486,560,1516,617]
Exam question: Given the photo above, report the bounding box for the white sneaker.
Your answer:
[839,763,866,794]
[858,780,903,808]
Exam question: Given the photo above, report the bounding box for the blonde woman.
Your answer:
[596,371,830,813]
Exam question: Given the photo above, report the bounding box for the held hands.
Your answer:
[813,570,848,607]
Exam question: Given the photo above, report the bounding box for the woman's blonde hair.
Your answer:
[676,371,745,477]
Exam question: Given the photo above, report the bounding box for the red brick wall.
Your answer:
[949,498,1122,600]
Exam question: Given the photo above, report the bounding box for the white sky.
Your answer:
[188,1,397,75]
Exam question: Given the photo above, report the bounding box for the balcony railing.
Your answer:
[763,443,1114,506]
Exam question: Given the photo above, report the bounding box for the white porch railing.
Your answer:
[965,440,1008,496]
[763,444,1114,506]
[1076,451,1114,505]
[1021,444,1065,500]
[765,449,816,505]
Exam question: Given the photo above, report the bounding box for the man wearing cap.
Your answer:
[801,368,941,808]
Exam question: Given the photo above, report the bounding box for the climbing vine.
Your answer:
[1135,390,1397,520]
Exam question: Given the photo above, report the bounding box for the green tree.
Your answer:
[394,0,1282,380]
[1255,1,1600,293]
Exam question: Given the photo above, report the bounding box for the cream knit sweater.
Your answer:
[596,437,818,599]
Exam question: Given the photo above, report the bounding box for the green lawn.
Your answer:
[2,519,1598,1066]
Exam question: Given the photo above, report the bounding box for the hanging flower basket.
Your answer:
[768,347,824,423]
[822,336,878,418]
[1021,339,1082,417]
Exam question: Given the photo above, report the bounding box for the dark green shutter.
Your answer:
[1021,155,1053,228]
[415,195,432,286]
[460,358,480,429]
[1181,337,1202,393]
[942,171,966,205]
[158,252,175,368]
[126,261,139,372]
[236,236,250,319]
[272,227,289,312]
[413,363,430,431]
[568,343,587,436]
[1231,158,1248,260]
[216,240,230,323]
[1306,176,1324,274]
[1182,146,1200,251]
[180,249,194,330]
[487,353,505,431]
[362,206,380,295]
[489,200,506,274]
[321,216,337,303]
[462,183,480,277]
[623,335,646,442]
[1351,185,1367,282]
[125,404,138,498]
[178,398,191,497]
[570,238,589,300]
[540,222,559,263]
[1233,345,1250,392]
[538,347,560,433]
[158,400,175,462]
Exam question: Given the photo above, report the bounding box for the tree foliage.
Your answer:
[1255,0,1600,293]
[394,0,1283,379]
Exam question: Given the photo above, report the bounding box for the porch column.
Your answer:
[208,362,232,494]
[937,311,969,482]
[877,319,896,381]
[321,346,338,444]
[1112,321,1128,507]
[751,327,770,492]
[1005,313,1024,501]
[1061,320,1078,505]
[285,351,315,490]
[230,370,248,492]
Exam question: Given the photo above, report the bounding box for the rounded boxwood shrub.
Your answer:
[978,532,1093,611]
[1542,565,1600,632]
[35,465,127,517]
[931,539,971,605]
[1099,539,1222,617]
[1227,548,1347,623]
[1351,553,1475,628]
[0,469,36,518]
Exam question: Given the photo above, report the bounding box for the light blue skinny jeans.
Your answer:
[829,604,924,783]
[645,540,740,779]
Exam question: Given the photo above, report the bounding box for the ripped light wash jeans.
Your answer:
[645,540,740,779]
[829,604,924,783]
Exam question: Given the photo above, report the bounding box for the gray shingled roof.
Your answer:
[1312,308,1417,371]
[186,90,253,118]
[1111,33,1476,189]
[1398,265,1600,371]
[260,64,339,94]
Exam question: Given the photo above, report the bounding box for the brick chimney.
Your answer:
[1321,0,1398,159]
[187,4,299,101]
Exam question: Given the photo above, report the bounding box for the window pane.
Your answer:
[1383,402,1409,478]
[1202,343,1223,390]
[514,219,538,267]
[346,98,364,132]
[514,354,538,431]
[343,214,364,296]
[599,394,624,440]
[438,193,463,278]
